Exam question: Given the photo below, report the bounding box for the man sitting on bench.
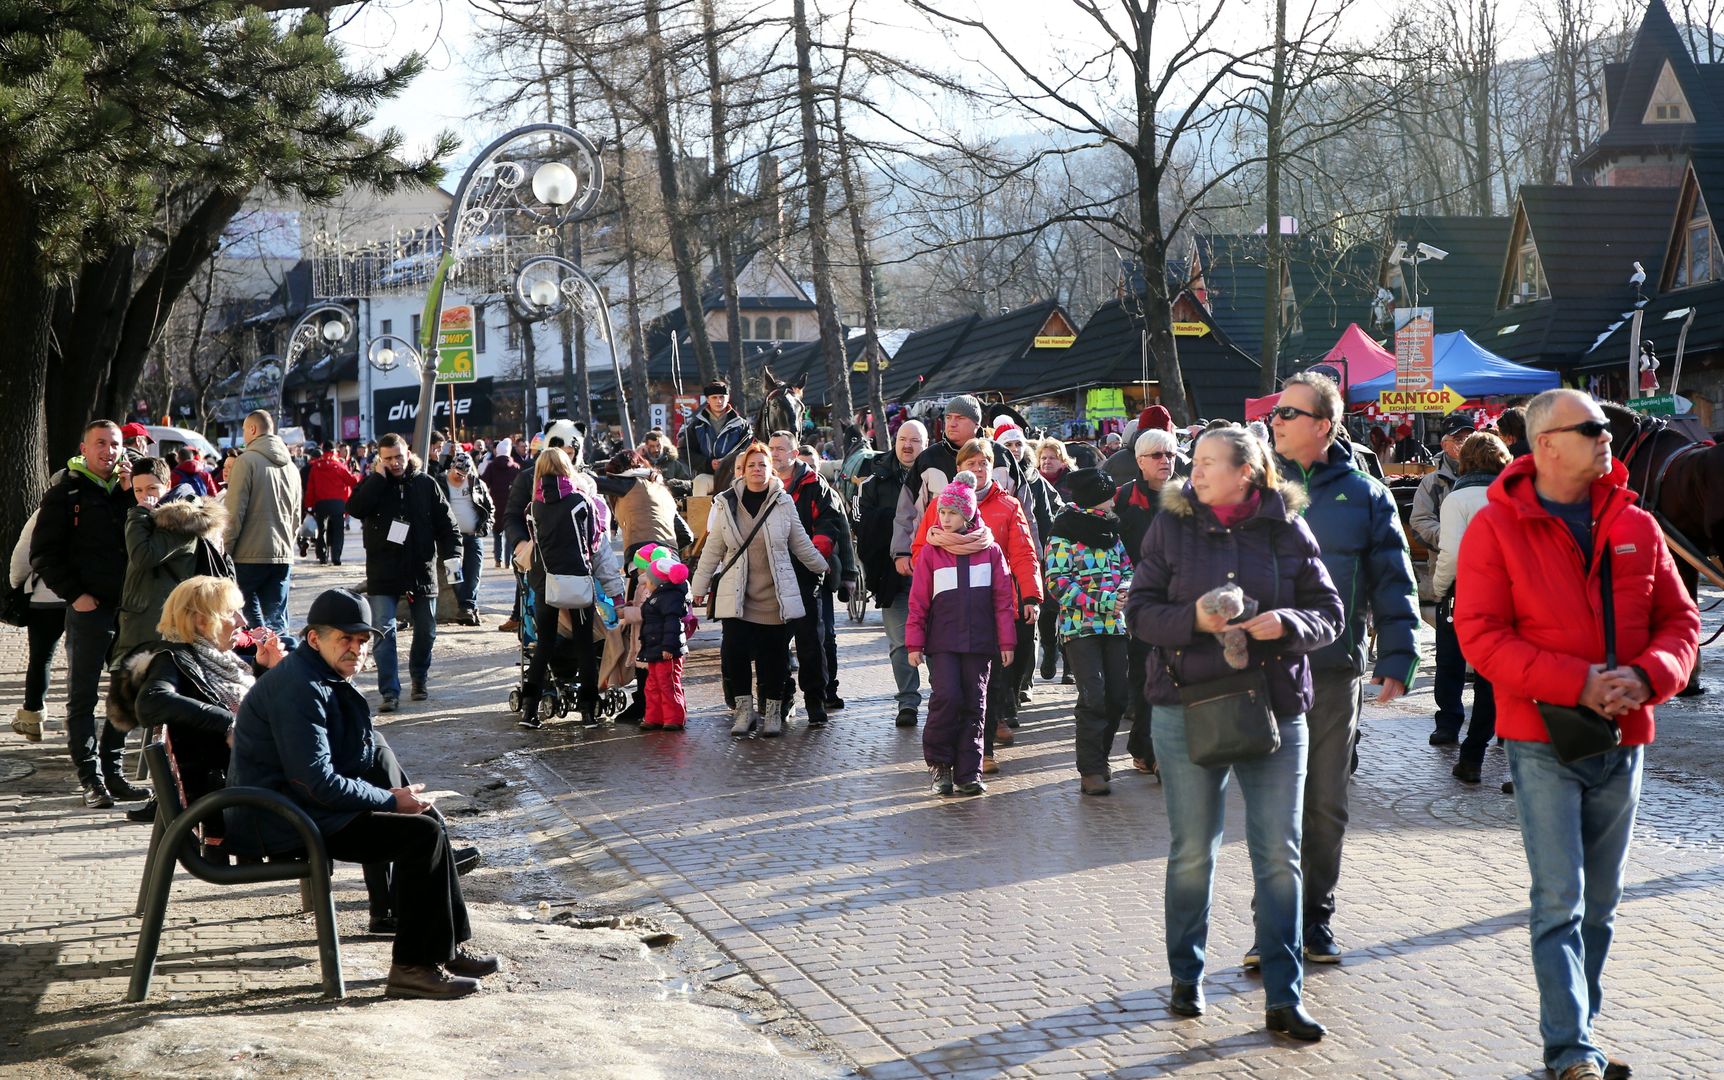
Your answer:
[225,588,498,1000]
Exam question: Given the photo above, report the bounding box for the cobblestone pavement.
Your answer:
[0,548,844,1079]
[519,604,1724,1079]
[5,534,1724,1078]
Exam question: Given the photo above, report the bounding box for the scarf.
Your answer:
[1209,489,1262,528]
[187,640,256,712]
[927,522,996,554]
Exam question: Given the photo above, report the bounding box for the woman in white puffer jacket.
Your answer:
[9,511,66,741]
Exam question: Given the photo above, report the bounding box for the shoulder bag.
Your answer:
[1535,550,1623,764]
[706,496,777,621]
[533,498,596,610]
[1166,654,1280,768]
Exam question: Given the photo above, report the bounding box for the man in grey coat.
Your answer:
[224,410,302,637]
[1411,413,1475,745]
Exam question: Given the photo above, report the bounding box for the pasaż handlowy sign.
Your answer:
[1171,322,1211,337]
[1377,386,1466,414]
[1033,334,1075,348]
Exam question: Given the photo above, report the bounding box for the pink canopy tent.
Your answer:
[1243,323,1397,419]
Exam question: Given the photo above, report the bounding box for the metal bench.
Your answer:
[129,740,345,1001]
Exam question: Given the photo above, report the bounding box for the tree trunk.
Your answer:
[701,0,750,415]
[1258,0,1288,396]
[0,163,53,544]
[644,0,719,386]
[792,0,852,425]
[1132,5,1190,425]
[833,102,888,450]
[611,108,654,442]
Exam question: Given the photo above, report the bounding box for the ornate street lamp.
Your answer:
[274,302,356,418]
[411,123,629,457]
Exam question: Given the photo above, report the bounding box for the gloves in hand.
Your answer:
[837,577,856,603]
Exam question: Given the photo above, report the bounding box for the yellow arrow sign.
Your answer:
[1377,386,1467,414]
[1171,321,1211,337]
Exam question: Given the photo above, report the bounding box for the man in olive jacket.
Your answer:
[224,409,302,636]
[346,433,460,711]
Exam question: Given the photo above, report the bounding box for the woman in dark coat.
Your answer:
[1124,426,1344,1041]
[111,576,285,833]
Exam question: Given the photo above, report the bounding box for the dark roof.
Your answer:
[1581,279,1724,369]
[914,300,1077,400]
[1389,214,1513,332]
[643,336,775,385]
[1519,185,1679,299]
[1016,291,1261,420]
[882,313,980,400]
[1577,0,1724,172]
[1191,234,1378,374]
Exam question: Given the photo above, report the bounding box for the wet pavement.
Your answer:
[520,606,1724,1078]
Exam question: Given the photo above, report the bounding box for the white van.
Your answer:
[142,425,220,462]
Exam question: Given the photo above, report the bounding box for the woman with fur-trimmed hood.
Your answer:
[112,493,233,660]
[1123,425,1343,1040]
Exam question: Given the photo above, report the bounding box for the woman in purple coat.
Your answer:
[904,472,1016,798]
[1124,427,1343,1041]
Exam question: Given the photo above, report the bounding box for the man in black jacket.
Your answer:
[857,420,927,727]
[770,431,848,726]
[346,433,460,712]
[889,394,1023,565]
[31,420,150,808]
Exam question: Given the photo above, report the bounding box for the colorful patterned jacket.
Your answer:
[1042,506,1131,641]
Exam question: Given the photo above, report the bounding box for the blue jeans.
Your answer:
[235,563,292,636]
[1154,703,1309,1009]
[455,535,484,612]
[1506,740,1643,1075]
[880,596,921,711]
[368,592,437,697]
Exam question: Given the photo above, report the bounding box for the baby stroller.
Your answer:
[506,570,588,724]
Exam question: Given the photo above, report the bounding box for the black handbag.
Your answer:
[1535,549,1623,765]
[1,581,30,628]
[1170,662,1280,768]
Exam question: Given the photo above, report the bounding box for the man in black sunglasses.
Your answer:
[1454,388,1697,1080]
[1269,372,1420,969]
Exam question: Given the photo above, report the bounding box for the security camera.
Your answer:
[1388,240,1408,264]
[1416,243,1449,261]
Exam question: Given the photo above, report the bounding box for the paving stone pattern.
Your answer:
[524,611,1724,1079]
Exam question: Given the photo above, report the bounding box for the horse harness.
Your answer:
[1618,415,1713,522]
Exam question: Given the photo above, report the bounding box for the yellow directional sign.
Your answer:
[1172,321,1211,337]
[1378,385,1467,414]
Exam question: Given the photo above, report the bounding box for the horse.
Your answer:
[1600,400,1724,692]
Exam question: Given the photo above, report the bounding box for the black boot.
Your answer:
[518,694,542,729]
[1169,981,1205,1017]
[1266,1004,1325,1041]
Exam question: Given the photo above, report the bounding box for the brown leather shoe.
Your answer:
[446,944,499,979]
[498,618,521,633]
[384,962,481,999]
[993,725,1015,747]
[981,755,999,775]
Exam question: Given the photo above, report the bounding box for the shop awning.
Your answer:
[1348,331,1560,403]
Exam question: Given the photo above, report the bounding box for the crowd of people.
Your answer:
[4,382,1700,1077]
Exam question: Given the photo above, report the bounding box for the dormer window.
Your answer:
[1643,60,1693,125]
[1510,235,1550,304]
[1673,191,1720,288]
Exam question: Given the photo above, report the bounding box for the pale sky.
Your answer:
[334,0,1437,176]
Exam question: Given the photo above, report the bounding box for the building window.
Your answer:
[410,314,422,346]
[506,315,520,351]
[776,316,793,339]
[1643,61,1692,125]
[475,304,488,354]
[1509,235,1549,304]
[1674,192,1719,288]
[380,318,393,336]
[755,316,772,340]
[740,314,752,339]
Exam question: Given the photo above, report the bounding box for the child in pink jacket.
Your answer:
[905,472,1017,796]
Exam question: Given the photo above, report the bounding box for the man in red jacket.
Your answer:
[305,446,360,565]
[1455,388,1698,1080]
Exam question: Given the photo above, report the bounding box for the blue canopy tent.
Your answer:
[1347,331,1561,404]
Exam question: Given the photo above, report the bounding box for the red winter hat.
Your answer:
[120,422,150,440]
[1137,405,1174,432]
[992,420,1025,446]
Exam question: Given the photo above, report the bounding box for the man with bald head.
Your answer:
[1456,388,1697,1080]
[858,420,927,727]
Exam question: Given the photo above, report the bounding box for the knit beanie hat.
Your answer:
[1062,468,1117,510]
[937,470,980,529]
[632,543,690,586]
[945,395,983,426]
[1138,404,1175,432]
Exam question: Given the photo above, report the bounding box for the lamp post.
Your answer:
[412,123,620,459]
[274,302,356,421]
[513,253,634,446]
